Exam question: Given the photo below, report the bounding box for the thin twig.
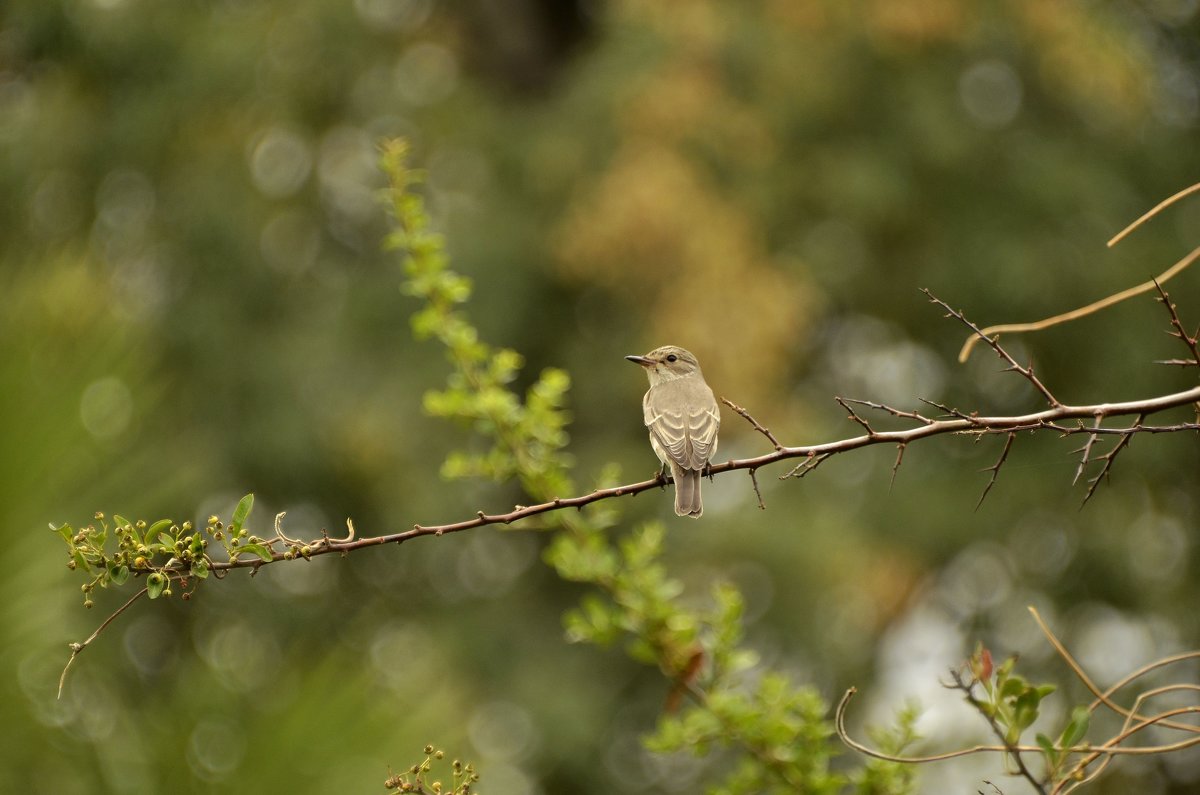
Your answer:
[975,432,1015,510]
[958,245,1200,363]
[721,397,784,451]
[1082,413,1144,506]
[1108,182,1200,247]
[840,397,935,425]
[836,687,1046,762]
[837,687,1200,764]
[780,452,832,479]
[1153,281,1200,366]
[58,586,149,698]
[1072,415,1102,487]
[836,396,876,435]
[926,290,1060,407]
[1029,606,1200,736]
[748,468,765,510]
[889,443,906,491]
[918,397,973,421]
[838,610,1200,790]
[957,178,1200,363]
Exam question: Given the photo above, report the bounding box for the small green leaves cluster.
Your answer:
[559,523,757,685]
[1037,706,1091,785]
[384,745,478,794]
[647,675,842,794]
[381,139,572,497]
[54,493,270,603]
[381,139,915,795]
[967,643,1058,748]
[855,704,920,795]
[967,643,1090,784]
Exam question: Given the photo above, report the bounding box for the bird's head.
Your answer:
[625,345,702,385]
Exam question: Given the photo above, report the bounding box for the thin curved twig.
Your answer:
[959,181,1200,363]
[58,586,149,698]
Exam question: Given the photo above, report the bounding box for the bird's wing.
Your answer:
[644,378,720,471]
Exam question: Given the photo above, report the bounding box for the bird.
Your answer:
[625,345,720,517]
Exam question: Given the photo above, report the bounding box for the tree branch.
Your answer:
[191,383,1200,574]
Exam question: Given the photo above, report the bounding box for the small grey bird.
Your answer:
[625,345,720,517]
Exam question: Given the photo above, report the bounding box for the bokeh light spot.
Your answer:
[249,127,313,199]
[959,59,1023,129]
[186,719,245,782]
[80,376,133,440]
[354,0,432,32]
[395,43,459,106]
[469,701,538,761]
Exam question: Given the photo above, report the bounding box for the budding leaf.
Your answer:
[230,493,254,534]
[145,519,173,545]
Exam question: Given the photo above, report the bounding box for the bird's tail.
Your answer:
[672,466,703,518]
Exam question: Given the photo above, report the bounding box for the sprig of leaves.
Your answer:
[966,642,1091,788]
[53,493,267,604]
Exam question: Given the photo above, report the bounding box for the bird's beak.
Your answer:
[625,355,653,367]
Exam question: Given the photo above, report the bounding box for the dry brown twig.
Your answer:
[958,181,1200,363]
[1153,279,1200,367]
[837,606,1200,794]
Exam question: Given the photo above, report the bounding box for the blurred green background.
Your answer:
[4,0,1200,792]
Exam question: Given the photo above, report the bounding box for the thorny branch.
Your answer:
[60,288,1200,698]
[975,432,1015,511]
[926,290,1061,407]
[1153,279,1200,367]
[176,287,1200,574]
[1080,413,1144,506]
[191,384,1200,575]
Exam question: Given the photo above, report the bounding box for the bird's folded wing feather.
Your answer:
[644,380,720,470]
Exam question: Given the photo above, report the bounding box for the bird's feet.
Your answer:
[653,463,670,489]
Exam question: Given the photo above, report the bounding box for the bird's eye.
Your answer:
[667,354,677,362]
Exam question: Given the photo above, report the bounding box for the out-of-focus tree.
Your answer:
[4,0,1200,792]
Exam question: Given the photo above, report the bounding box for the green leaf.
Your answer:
[113,514,132,531]
[239,543,273,562]
[1000,674,1028,700]
[54,523,73,543]
[146,574,165,600]
[1014,693,1041,730]
[727,649,759,674]
[108,563,129,586]
[190,559,210,580]
[1035,732,1058,761]
[145,519,173,545]
[1060,706,1090,748]
[231,493,254,534]
[644,715,687,752]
